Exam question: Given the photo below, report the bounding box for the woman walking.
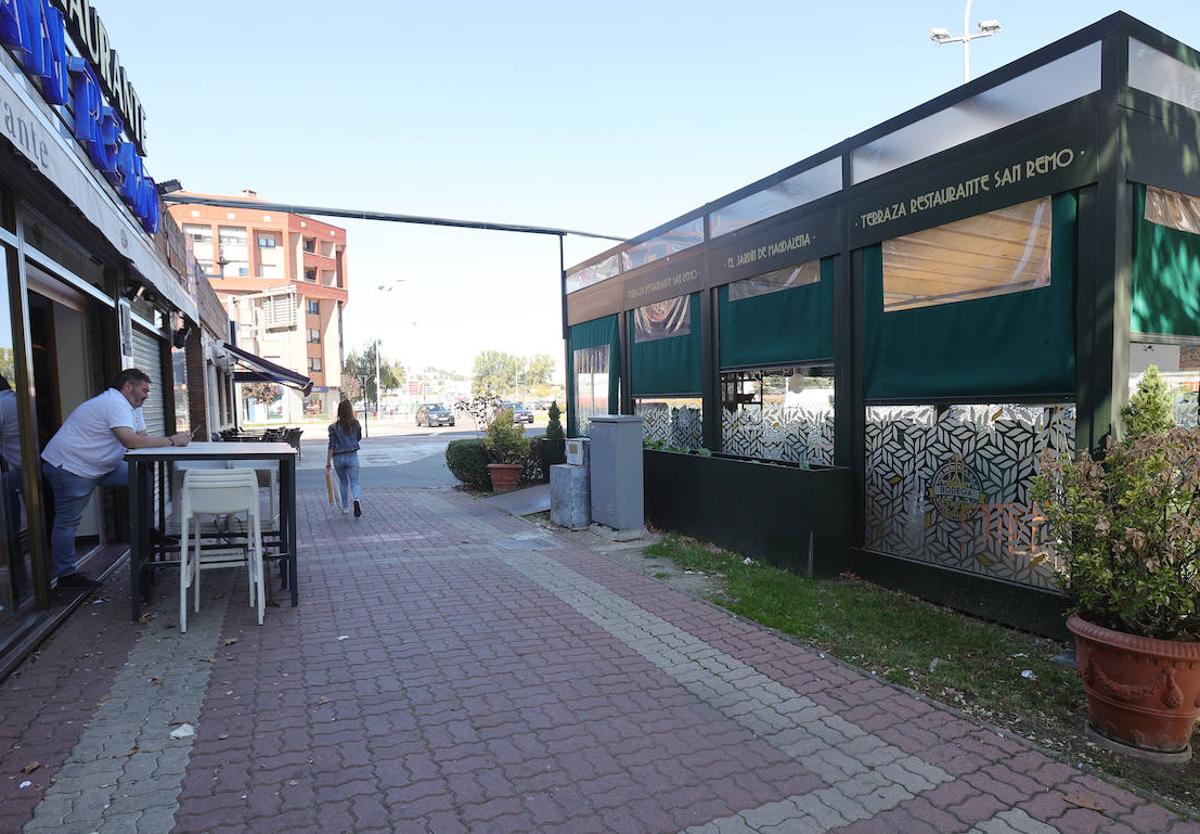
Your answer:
[327,399,364,517]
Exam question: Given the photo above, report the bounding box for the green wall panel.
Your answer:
[631,293,702,396]
[718,258,834,369]
[1132,184,1200,338]
[864,191,1077,401]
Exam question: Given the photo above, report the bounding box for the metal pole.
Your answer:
[360,375,369,437]
[963,0,974,83]
[374,338,381,419]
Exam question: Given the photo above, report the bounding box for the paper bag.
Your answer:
[325,468,334,504]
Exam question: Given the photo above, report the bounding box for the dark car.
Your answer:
[501,402,534,424]
[416,403,455,427]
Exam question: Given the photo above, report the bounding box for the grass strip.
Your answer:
[645,533,1199,815]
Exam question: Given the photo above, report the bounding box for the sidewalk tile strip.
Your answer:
[24,574,231,833]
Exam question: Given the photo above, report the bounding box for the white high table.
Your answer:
[125,442,299,622]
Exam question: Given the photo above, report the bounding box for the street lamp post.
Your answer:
[927,0,1002,83]
[360,374,370,437]
[374,337,381,419]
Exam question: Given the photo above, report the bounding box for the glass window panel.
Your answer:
[1144,185,1200,235]
[852,43,1101,184]
[572,345,610,436]
[1129,341,1200,428]
[864,402,1075,590]
[719,366,834,465]
[710,158,842,237]
[728,259,821,301]
[566,254,621,294]
[621,217,704,271]
[171,347,190,435]
[636,397,703,451]
[0,242,34,627]
[882,197,1052,311]
[633,294,691,342]
[23,205,105,288]
[1129,37,1200,113]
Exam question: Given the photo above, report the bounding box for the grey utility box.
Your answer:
[588,415,644,532]
[550,464,590,530]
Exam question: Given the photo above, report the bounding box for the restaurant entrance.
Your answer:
[27,268,106,566]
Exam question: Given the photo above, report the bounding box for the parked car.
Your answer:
[416,403,455,427]
[501,402,534,424]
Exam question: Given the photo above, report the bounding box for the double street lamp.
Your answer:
[928,0,1002,83]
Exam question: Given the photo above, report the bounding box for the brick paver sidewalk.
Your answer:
[1,485,1197,833]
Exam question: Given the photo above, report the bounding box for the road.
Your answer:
[294,424,545,492]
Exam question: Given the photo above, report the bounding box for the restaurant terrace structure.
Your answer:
[562,12,1200,635]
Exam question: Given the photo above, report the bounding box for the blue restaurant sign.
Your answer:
[0,0,158,234]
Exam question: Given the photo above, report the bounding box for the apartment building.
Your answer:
[168,191,348,419]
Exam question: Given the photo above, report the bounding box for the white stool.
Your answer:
[179,469,265,633]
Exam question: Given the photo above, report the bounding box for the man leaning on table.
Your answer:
[41,368,191,589]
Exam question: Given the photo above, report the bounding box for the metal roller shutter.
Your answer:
[132,326,166,436]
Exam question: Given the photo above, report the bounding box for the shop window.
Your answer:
[720,366,833,465]
[309,357,322,372]
[633,295,690,342]
[636,397,703,451]
[572,345,610,436]
[882,197,1052,312]
[307,299,320,315]
[864,402,1075,590]
[728,259,820,301]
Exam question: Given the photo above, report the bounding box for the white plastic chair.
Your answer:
[179,469,265,633]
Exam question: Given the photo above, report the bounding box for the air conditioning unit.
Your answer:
[117,299,135,368]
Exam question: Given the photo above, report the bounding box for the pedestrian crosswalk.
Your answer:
[297,441,448,470]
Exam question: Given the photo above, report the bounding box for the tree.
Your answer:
[340,374,363,403]
[344,344,406,406]
[472,350,521,398]
[471,351,556,399]
[241,382,280,404]
[1122,364,1174,439]
[524,354,554,388]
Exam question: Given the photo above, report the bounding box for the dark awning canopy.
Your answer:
[226,343,313,395]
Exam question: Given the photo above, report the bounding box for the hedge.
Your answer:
[446,439,491,490]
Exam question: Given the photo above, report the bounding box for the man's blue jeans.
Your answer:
[43,462,127,578]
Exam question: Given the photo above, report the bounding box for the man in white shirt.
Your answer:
[42,368,191,589]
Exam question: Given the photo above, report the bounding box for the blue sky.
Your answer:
[100,1,1200,379]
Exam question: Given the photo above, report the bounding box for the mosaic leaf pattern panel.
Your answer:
[721,406,835,467]
[638,403,703,450]
[864,404,1075,590]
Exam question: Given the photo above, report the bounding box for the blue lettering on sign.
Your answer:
[0,0,158,233]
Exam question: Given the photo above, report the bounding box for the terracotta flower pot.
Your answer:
[1068,613,1200,762]
[486,463,523,493]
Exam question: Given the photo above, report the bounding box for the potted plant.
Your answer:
[1034,366,1200,762]
[483,407,530,493]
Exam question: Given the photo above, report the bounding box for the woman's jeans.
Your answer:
[333,453,361,509]
[43,462,127,578]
